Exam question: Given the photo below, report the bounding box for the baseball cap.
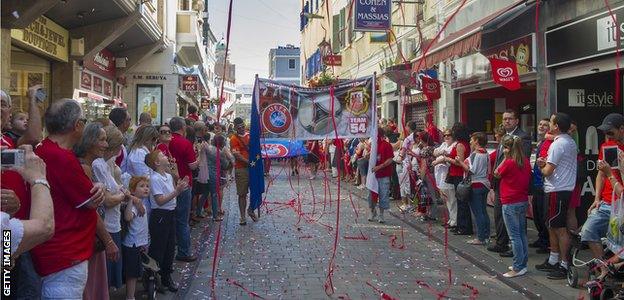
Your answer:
[597,113,624,131]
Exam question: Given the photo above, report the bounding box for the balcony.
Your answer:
[176,10,204,66]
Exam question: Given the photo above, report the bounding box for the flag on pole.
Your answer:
[489,57,521,91]
[365,75,379,195]
[249,77,265,210]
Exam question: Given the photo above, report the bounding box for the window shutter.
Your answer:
[339,8,346,48]
[332,14,340,53]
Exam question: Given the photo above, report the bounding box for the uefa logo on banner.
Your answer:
[262,103,292,134]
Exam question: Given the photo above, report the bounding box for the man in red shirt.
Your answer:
[31,99,105,298]
[368,128,394,223]
[187,106,199,122]
[168,116,199,262]
[581,113,624,263]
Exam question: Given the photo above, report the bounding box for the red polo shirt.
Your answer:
[32,138,97,276]
[169,133,196,186]
[375,139,394,178]
[0,134,30,220]
[599,140,624,205]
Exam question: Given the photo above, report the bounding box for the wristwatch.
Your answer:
[32,178,50,189]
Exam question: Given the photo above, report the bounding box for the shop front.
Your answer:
[546,5,624,212]
[9,16,68,113]
[125,73,178,126]
[455,33,537,140]
[76,48,125,121]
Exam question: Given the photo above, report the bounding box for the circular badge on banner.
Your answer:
[262,143,289,158]
[262,103,291,134]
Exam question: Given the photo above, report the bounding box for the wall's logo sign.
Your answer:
[496,67,513,78]
[568,89,614,107]
[597,15,624,51]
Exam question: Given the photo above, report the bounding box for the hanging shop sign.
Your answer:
[546,5,624,67]
[354,0,392,32]
[489,57,521,91]
[11,16,69,62]
[84,48,116,79]
[421,77,441,100]
[181,75,199,92]
[323,54,342,66]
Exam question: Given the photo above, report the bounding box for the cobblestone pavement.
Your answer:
[175,163,531,300]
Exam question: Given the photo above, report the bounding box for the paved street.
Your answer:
[112,161,585,299]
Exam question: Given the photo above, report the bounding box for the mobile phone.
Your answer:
[1,149,25,168]
[35,89,46,103]
[604,146,619,169]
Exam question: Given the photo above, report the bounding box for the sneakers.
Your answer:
[379,209,386,223]
[546,264,568,280]
[535,259,558,272]
[240,217,247,225]
[503,267,528,278]
[368,209,378,222]
[248,209,258,222]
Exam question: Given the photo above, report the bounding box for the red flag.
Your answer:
[421,77,441,100]
[489,57,521,91]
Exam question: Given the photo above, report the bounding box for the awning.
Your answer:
[481,2,536,50]
[411,0,526,71]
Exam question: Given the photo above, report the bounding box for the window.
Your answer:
[288,59,296,70]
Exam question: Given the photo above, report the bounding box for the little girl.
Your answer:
[123,176,150,300]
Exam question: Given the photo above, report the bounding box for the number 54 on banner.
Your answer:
[349,117,367,134]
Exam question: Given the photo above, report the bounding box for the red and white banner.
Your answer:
[489,57,521,91]
[421,77,441,100]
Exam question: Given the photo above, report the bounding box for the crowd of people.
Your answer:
[0,88,257,299]
[304,110,624,280]
[2,85,624,298]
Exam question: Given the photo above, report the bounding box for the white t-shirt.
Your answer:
[126,146,152,177]
[544,134,578,193]
[92,158,122,233]
[123,203,149,247]
[433,142,454,189]
[150,172,176,210]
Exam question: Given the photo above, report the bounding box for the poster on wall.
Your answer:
[93,77,103,93]
[136,84,162,125]
[81,72,92,89]
[103,80,112,97]
[254,76,376,140]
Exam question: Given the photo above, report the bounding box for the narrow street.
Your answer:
[120,160,580,300]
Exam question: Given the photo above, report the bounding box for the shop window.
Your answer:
[10,47,50,114]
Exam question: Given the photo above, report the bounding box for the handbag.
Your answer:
[456,152,477,201]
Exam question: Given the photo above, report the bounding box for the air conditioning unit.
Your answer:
[71,38,85,56]
[115,57,128,68]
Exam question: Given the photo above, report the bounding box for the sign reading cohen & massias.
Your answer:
[354,0,391,32]
[255,76,376,140]
[11,16,69,62]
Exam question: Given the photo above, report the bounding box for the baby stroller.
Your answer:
[141,252,161,300]
[570,193,624,299]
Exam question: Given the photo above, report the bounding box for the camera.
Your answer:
[1,149,25,168]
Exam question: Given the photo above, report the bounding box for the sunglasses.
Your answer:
[160,130,171,134]
[443,134,452,137]
[606,131,615,136]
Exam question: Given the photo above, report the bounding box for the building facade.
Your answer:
[268,44,301,85]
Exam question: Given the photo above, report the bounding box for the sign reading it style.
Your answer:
[84,49,116,79]
[546,5,624,67]
[11,16,69,62]
[354,0,391,32]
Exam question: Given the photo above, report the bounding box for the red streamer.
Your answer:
[225,278,267,299]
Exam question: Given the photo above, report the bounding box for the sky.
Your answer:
[207,0,301,87]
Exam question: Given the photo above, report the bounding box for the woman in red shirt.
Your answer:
[444,123,472,235]
[494,135,531,278]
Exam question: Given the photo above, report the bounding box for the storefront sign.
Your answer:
[354,0,391,32]
[323,55,342,66]
[132,74,168,81]
[11,16,69,62]
[546,5,624,67]
[93,77,103,93]
[181,75,198,92]
[557,71,623,209]
[81,72,92,89]
[84,49,116,79]
[137,85,162,125]
[482,34,535,75]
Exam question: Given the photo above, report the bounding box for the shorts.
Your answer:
[122,245,145,278]
[41,260,88,299]
[581,202,611,243]
[192,181,207,196]
[234,168,249,196]
[547,191,572,229]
